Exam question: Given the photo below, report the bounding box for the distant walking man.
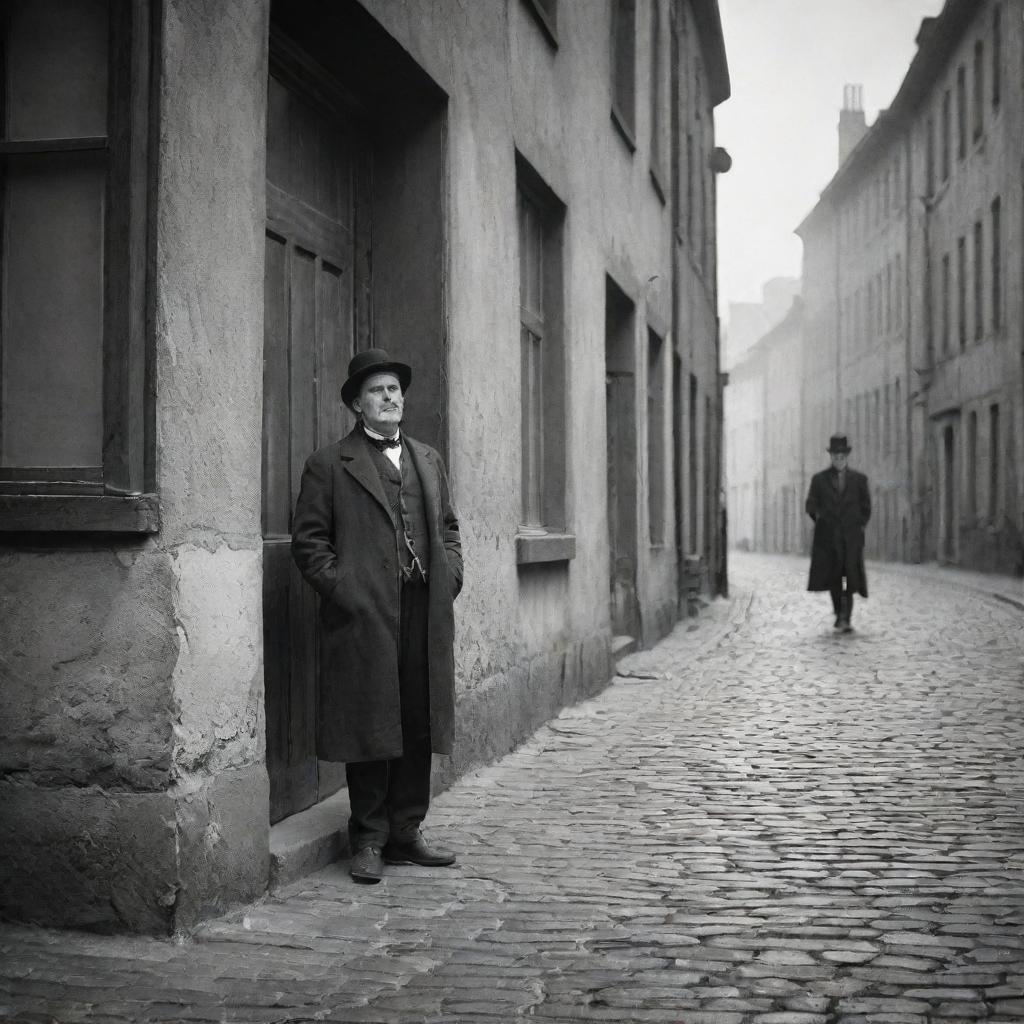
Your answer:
[805,434,871,632]
[291,349,463,884]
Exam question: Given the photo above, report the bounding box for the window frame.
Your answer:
[609,0,637,150]
[648,0,666,201]
[646,326,665,546]
[515,154,572,566]
[0,0,157,532]
[956,64,966,161]
[957,235,967,350]
[973,219,984,341]
[991,195,1001,330]
[940,252,951,355]
[992,4,1002,109]
[973,38,984,141]
[989,403,1000,520]
[941,89,951,181]
[967,409,978,519]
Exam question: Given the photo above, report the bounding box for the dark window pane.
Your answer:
[611,0,636,133]
[2,152,105,467]
[4,0,109,141]
[519,194,543,320]
[521,325,543,527]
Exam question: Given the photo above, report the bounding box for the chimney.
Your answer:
[838,84,867,168]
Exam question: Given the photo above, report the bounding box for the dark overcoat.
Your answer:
[291,426,463,762]
[805,466,871,597]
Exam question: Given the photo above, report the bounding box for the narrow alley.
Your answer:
[3,552,1022,1024]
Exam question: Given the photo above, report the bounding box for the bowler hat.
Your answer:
[827,434,852,454]
[341,348,412,408]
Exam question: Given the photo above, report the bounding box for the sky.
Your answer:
[715,0,946,323]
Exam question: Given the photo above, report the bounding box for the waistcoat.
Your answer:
[367,440,431,578]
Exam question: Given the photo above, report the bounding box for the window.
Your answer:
[989,404,1000,520]
[967,410,978,518]
[974,220,983,340]
[647,328,665,544]
[884,383,891,456]
[973,39,984,140]
[991,196,1001,330]
[894,379,902,452]
[941,253,950,354]
[610,0,637,146]
[992,5,1002,108]
[956,65,966,160]
[894,254,902,330]
[957,236,966,349]
[516,157,570,563]
[649,0,665,195]
[941,89,951,180]
[873,390,881,459]
[0,0,156,532]
[885,262,892,333]
[925,114,935,195]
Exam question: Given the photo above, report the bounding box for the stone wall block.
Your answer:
[0,783,177,933]
[170,545,264,775]
[0,548,179,790]
[173,766,269,929]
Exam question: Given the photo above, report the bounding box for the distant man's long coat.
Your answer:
[291,426,463,763]
[805,467,871,597]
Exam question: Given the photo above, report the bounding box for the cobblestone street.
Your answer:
[2,552,1023,1024]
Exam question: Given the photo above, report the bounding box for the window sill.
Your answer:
[0,493,160,533]
[516,531,576,565]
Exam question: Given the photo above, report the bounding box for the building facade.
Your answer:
[0,0,730,932]
[764,0,1022,575]
[724,297,805,554]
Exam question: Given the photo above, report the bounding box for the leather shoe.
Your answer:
[350,845,384,884]
[383,834,456,867]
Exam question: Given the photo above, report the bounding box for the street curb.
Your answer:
[869,559,1024,614]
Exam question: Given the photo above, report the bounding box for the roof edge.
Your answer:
[798,0,983,223]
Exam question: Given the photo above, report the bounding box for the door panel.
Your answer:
[607,371,640,640]
[263,56,367,823]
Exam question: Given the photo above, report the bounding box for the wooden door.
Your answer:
[263,47,369,823]
[606,370,640,641]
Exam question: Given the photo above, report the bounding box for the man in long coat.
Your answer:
[805,433,871,632]
[291,349,463,883]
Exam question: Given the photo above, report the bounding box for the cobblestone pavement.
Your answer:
[2,552,1023,1024]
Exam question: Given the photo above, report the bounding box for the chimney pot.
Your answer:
[838,84,868,167]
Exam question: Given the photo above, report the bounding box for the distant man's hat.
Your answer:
[341,348,412,408]
[827,434,852,454]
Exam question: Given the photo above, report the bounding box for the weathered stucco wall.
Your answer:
[154,0,271,930]
[360,0,688,778]
[0,0,272,933]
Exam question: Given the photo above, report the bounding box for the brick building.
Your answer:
[0,0,730,932]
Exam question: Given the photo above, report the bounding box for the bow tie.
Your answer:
[365,432,400,451]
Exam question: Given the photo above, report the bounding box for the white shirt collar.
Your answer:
[363,424,401,444]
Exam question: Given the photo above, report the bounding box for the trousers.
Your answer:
[345,577,431,850]
[829,584,855,618]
